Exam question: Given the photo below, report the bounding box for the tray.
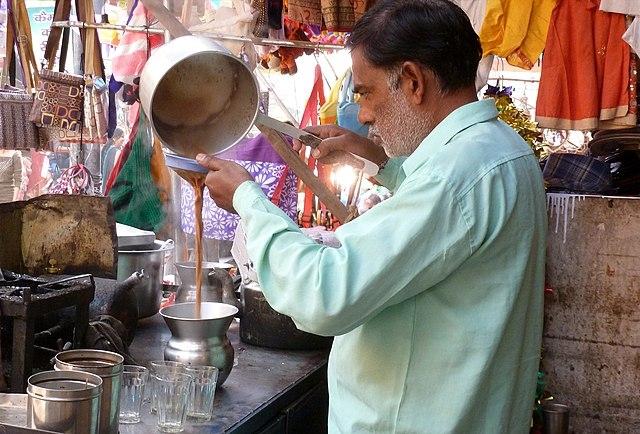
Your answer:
[0,393,27,427]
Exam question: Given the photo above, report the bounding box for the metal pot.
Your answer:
[27,370,102,434]
[139,35,259,159]
[174,262,241,310]
[240,282,333,350]
[117,239,174,318]
[54,350,124,434]
[160,302,238,387]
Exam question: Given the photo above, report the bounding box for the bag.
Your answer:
[1,0,43,150]
[30,69,85,133]
[0,87,42,150]
[109,110,166,232]
[29,0,107,144]
[337,68,369,137]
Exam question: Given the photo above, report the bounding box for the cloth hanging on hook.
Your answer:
[479,0,557,70]
[536,0,633,130]
[111,0,163,85]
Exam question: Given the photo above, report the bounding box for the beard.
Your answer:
[368,88,435,157]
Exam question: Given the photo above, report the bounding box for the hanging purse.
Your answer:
[29,0,108,145]
[0,0,43,150]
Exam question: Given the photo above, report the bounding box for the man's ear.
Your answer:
[399,61,434,105]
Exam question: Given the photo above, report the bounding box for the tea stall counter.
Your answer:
[121,313,330,434]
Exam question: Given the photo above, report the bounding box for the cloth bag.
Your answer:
[1,0,43,150]
[29,0,108,144]
[0,87,42,150]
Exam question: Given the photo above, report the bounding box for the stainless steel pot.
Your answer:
[160,302,238,386]
[117,239,174,318]
[27,370,102,434]
[174,262,239,308]
[54,350,124,434]
[140,35,260,158]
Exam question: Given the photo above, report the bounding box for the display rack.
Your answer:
[50,20,347,51]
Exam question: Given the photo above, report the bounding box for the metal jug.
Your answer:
[160,302,238,386]
[174,262,240,310]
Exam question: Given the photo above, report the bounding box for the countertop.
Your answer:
[121,314,330,433]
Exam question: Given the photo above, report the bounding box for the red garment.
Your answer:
[536,0,631,130]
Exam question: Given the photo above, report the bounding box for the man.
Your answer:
[197,1,547,432]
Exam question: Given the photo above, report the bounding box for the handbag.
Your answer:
[0,0,44,150]
[0,87,42,150]
[29,0,108,145]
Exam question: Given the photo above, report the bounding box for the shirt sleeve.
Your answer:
[373,157,406,192]
[233,174,474,337]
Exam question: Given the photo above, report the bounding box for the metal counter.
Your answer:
[120,314,329,433]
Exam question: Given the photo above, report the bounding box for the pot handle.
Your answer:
[209,268,243,315]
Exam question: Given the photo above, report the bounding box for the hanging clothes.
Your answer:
[599,0,640,15]
[536,0,631,130]
[479,0,557,69]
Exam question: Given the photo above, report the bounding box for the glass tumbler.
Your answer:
[186,365,219,421]
[149,360,186,413]
[154,372,192,433]
[119,365,149,424]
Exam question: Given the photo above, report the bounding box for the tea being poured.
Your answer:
[173,168,206,319]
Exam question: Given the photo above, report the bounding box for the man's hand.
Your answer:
[293,125,388,169]
[196,154,253,213]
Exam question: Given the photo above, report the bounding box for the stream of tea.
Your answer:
[176,169,205,319]
[193,178,204,319]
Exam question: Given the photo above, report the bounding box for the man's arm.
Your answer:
[232,172,474,337]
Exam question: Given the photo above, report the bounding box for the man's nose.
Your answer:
[358,105,374,126]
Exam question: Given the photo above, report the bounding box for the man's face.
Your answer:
[352,49,436,157]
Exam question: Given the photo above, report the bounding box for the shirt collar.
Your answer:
[401,99,499,177]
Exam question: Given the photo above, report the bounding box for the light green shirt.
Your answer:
[233,99,547,433]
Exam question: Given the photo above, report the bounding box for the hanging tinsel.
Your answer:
[484,84,546,159]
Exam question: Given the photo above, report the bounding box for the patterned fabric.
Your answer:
[0,88,42,150]
[252,0,269,36]
[181,160,298,240]
[49,164,95,195]
[287,0,363,31]
[543,152,611,193]
[111,0,164,85]
[321,0,355,31]
[30,69,84,132]
[287,0,322,26]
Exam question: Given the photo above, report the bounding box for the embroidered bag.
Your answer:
[29,0,108,144]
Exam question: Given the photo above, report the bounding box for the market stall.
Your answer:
[1,0,640,433]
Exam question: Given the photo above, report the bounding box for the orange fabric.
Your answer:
[536,0,630,130]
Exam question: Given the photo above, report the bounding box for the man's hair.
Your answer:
[347,0,482,93]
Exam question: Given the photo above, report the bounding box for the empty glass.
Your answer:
[119,365,149,424]
[154,372,192,433]
[149,361,186,413]
[186,365,219,421]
